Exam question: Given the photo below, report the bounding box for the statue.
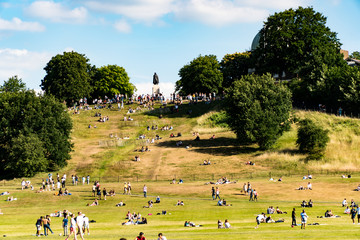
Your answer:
[153,72,159,85]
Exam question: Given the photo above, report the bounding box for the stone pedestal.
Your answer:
[152,85,160,95]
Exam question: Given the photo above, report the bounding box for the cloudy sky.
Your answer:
[0,0,359,97]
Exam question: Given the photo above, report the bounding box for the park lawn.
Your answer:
[1,177,360,240]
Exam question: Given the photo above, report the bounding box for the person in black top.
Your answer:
[292,208,296,227]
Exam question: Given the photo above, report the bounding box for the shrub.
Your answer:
[296,118,330,159]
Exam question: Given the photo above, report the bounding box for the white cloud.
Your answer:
[0,48,52,89]
[173,0,269,26]
[114,19,131,33]
[26,0,88,23]
[236,0,313,10]
[0,17,45,32]
[85,0,174,23]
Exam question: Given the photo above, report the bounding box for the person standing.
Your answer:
[62,216,68,237]
[351,206,357,224]
[157,232,167,240]
[65,214,76,240]
[291,208,296,227]
[86,175,90,185]
[300,210,308,229]
[103,188,107,200]
[83,214,90,235]
[211,187,215,200]
[143,185,147,198]
[253,189,258,201]
[76,212,85,240]
[215,187,220,200]
[35,216,42,236]
[127,182,132,195]
[21,179,26,190]
[357,205,360,224]
[42,215,53,236]
[249,189,254,201]
[243,183,248,195]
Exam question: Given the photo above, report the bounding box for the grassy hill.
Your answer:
[2,100,360,240]
[67,100,360,181]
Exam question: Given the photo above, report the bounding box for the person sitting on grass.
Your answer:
[296,185,305,190]
[155,196,161,203]
[255,213,266,229]
[136,217,148,224]
[325,210,334,218]
[134,156,140,162]
[308,199,313,208]
[342,198,348,207]
[217,220,224,229]
[276,207,287,214]
[143,200,153,208]
[170,133,175,138]
[301,200,307,208]
[224,219,231,228]
[176,200,184,206]
[344,206,351,214]
[116,201,126,207]
[87,198,99,206]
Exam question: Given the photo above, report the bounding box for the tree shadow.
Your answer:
[156,137,259,156]
[143,101,222,119]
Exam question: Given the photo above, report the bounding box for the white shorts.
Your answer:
[36,225,41,231]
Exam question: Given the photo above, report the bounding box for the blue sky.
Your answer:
[0,0,359,97]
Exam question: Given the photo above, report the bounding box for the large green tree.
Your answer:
[92,64,135,98]
[253,6,344,80]
[350,51,360,60]
[225,74,292,149]
[220,52,252,89]
[0,90,73,179]
[176,55,223,95]
[0,75,26,93]
[41,51,93,105]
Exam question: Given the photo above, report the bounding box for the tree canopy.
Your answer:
[0,90,73,179]
[176,55,223,95]
[350,51,360,60]
[0,76,26,93]
[92,64,135,98]
[225,74,292,149]
[220,52,252,89]
[253,6,344,80]
[41,51,93,105]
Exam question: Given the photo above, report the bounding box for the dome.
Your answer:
[251,31,261,51]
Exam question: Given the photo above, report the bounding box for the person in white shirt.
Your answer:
[21,180,25,190]
[255,213,266,229]
[342,198,348,207]
[76,212,85,240]
[66,214,76,240]
[307,182,312,190]
[224,219,231,228]
[83,214,90,235]
[157,232,167,240]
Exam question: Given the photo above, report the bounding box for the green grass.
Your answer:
[2,101,360,239]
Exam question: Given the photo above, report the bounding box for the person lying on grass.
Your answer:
[87,198,99,206]
[276,207,287,214]
[184,221,201,227]
[116,201,126,207]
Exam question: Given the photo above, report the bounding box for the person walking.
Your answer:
[253,189,258,201]
[249,189,254,201]
[215,187,220,200]
[76,212,85,240]
[351,206,357,224]
[65,214,76,240]
[300,210,308,229]
[143,185,147,198]
[211,187,215,200]
[291,208,296,227]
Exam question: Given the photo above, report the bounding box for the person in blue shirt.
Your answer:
[300,210,308,229]
[62,216,68,236]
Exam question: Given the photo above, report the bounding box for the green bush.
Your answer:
[207,111,229,128]
[296,118,330,159]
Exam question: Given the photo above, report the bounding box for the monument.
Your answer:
[152,72,160,95]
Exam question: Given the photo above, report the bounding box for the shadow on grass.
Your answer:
[143,101,222,119]
[156,137,259,156]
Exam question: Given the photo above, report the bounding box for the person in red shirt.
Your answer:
[135,232,145,240]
